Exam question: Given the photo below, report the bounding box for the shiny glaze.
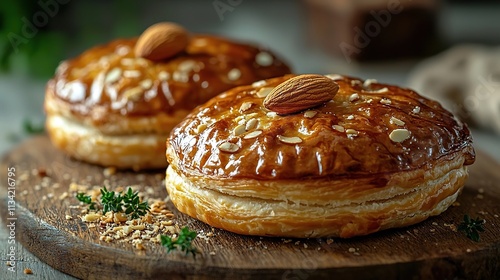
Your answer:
[167,75,475,180]
[45,36,291,119]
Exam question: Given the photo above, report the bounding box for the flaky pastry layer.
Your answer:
[46,115,171,170]
[166,152,468,238]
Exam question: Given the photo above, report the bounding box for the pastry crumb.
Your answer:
[24,268,33,274]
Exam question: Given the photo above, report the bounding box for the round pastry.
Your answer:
[165,74,475,238]
[44,22,291,170]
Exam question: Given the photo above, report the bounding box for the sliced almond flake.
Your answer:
[351,80,362,86]
[123,70,141,78]
[123,87,143,101]
[158,71,170,81]
[390,116,405,126]
[363,79,378,87]
[228,68,241,81]
[349,93,360,102]
[116,45,130,56]
[135,58,150,67]
[256,87,274,98]
[244,130,262,139]
[105,68,122,84]
[235,115,245,122]
[266,112,278,118]
[367,87,389,93]
[255,52,273,67]
[380,98,392,105]
[195,123,207,134]
[304,110,318,118]
[332,125,345,132]
[178,60,197,72]
[140,79,153,90]
[245,113,259,120]
[326,74,344,81]
[277,135,302,144]
[389,129,411,143]
[233,124,246,136]
[252,80,267,87]
[173,71,188,83]
[412,106,421,114]
[245,118,259,130]
[218,142,239,153]
[121,58,135,66]
[240,102,253,112]
[345,129,359,136]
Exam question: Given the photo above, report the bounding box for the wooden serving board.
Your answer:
[1,136,499,280]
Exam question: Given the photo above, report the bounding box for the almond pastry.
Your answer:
[44,23,291,170]
[165,74,475,238]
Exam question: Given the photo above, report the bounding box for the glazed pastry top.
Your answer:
[46,36,291,119]
[167,74,475,180]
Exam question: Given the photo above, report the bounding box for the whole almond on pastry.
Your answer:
[135,22,189,61]
[264,74,339,115]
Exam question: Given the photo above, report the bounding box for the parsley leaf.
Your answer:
[123,187,150,219]
[161,227,198,257]
[76,193,96,210]
[100,187,124,214]
[458,214,485,242]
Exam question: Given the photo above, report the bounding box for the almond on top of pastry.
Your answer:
[165,74,475,238]
[44,22,291,170]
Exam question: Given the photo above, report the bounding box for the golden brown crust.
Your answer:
[166,155,468,238]
[167,74,475,179]
[44,35,291,169]
[45,36,290,128]
[165,74,476,238]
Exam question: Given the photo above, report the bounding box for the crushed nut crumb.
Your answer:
[103,167,116,177]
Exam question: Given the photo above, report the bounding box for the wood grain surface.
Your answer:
[1,136,499,280]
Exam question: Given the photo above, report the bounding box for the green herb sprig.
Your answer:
[123,187,150,219]
[161,227,198,257]
[76,187,150,219]
[76,193,96,210]
[100,187,124,214]
[458,214,485,242]
[23,119,45,135]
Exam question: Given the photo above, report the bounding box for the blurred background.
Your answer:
[0,0,499,160]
